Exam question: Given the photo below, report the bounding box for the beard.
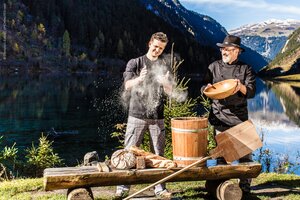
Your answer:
[222,55,231,63]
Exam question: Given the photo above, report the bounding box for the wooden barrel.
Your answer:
[171,117,208,167]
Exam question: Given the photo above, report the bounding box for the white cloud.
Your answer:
[181,0,300,15]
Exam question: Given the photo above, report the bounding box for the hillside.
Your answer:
[140,0,227,46]
[0,0,267,76]
[230,19,300,61]
[0,0,220,75]
[260,27,300,76]
[141,0,267,72]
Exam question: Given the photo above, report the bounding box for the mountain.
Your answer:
[2,0,267,76]
[140,0,227,46]
[229,19,300,61]
[260,27,300,76]
[2,0,221,75]
[140,0,267,72]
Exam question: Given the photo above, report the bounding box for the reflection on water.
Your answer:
[249,78,300,174]
[0,73,125,165]
[1,74,300,173]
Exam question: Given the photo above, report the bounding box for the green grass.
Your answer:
[0,173,300,200]
[0,178,65,200]
[0,178,43,195]
[254,173,300,186]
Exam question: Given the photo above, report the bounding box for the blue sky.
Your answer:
[180,0,300,31]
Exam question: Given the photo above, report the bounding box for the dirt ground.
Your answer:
[33,183,300,200]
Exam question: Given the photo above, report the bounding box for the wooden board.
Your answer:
[96,162,110,172]
[44,162,261,191]
[211,120,263,162]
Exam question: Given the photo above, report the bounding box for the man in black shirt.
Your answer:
[202,35,256,193]
[115,32,172,199]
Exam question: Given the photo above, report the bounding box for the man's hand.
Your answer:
[125,67,147,90]
[157,71,172,95]
[232,79,240,94]
[204,83,214,91]
[157,71,170,85]
[137,67,147,82]
[232,79,247,95]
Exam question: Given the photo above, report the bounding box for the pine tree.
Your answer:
[16,10,24,24]
[117,39,124,57]
[98,30,105,55]
[38,23,46,35]
[188,46,194,59]
[62,30,71,56]
[94,37,100,51]
[26,135,63,177]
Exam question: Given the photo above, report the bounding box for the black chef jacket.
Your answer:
[201,60,256,127]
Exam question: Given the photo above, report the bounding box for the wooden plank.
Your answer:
[96,163,102,172]
[99,162,110,172]
[44,162,261,191]
[136,156,146,169]
[211,120,263,162]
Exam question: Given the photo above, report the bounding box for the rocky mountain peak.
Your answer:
[141,0,227,46]
[229,19,300,37]
[140,0,267,71]
[228,19,300,61]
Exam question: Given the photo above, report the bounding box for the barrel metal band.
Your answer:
[173,156,204,161]
[171,127,207,133]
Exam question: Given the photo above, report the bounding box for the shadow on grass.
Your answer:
[171,179,300,200]
[257,179,300,188]
[243,179,300,200]
[171,186,214,200]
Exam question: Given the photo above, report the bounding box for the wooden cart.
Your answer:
[44,120,263,199]
[44,161,261,200]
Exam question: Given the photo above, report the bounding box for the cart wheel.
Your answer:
[205,179,242,200]
[216,180,242,200]
[67,187,94,200]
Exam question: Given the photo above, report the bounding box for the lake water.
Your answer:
[0,74,299,174]
[249,78,300,174]
[0,73,125,166]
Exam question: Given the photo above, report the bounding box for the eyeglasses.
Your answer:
[220,47,237,53]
